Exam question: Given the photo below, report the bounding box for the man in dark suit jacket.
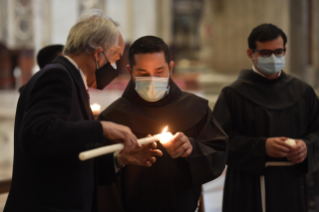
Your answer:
[4,9,162,212]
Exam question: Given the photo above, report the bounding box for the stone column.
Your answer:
[289,0,310,82]
[0,0,8,43]
[131,0,157,41]
[50,0,78,44]
[156,0,172,44]
[313,0,319,88]
[105,0,132,42]
[6,0,15,48]
[32,0,52,73]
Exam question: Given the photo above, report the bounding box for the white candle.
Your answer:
[79,134,161,161]
[284,138,296,146]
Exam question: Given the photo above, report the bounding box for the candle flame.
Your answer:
[90,103,101,112]
[159,126,172,144]
[162,126,168,134]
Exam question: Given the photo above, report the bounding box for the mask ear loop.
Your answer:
[95,60,100,69]
[165,71,171,94]
[94,47,101,69]
[102,51,108,62]
[95,49,108,70]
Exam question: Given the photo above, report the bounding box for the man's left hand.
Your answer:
[287,139,307,164]
[169,132,193,158]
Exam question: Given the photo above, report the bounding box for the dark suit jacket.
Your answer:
[4,56,115,212]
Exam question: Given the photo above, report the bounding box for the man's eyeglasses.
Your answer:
[253,48,286,58]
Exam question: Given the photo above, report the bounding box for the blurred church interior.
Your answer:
[1,0,319,211]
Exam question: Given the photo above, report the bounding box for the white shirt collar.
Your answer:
[64,56,88,90]
[252,65,281,78]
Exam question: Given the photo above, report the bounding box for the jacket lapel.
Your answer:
[52,56,94,120]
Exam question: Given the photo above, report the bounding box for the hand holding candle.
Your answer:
[79,125,192,161]
[159,127,193,158]
[266,137,292,158]
[79,125,166,161]
[287,139,307,164]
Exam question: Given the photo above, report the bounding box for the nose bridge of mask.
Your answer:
[258,54,275,64]
[136,76,152,87]
[258,54,285,64]
[135,76,168,83]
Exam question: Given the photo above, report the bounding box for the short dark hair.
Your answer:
[37,45,64,69]
[129,36,170,68]
[248,24,287,50]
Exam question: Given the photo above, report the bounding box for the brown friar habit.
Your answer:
[213,70,319,212]
[98,79,228,212]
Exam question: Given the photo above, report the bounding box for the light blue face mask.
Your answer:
[257,55,286,75]
[135,76,170,102]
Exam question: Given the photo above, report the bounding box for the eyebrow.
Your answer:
[136,67,165,72]
[136,68,148,72]
[155,67,165,71]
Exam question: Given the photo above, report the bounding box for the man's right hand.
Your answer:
[118,141,163,167]
[100,121,140,152]
[266,137,292,158]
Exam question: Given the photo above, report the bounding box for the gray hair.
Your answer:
[64,9,119,55]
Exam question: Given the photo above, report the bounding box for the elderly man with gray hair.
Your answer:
[4,9,162,212]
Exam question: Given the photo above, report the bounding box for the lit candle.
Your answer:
[90,103,101,118]
[159,126,179,158]
[79,135,161,161]
[159,126,173,144]
[79,126,172,161]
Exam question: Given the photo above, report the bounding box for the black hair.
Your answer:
[37,45,64,69]
[129,36,170,67]
[248,24,287,50]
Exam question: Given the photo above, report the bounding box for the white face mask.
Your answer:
[257,55,285,75]
[135,76,170,102]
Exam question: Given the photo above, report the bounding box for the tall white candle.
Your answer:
[79,134,161,161]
